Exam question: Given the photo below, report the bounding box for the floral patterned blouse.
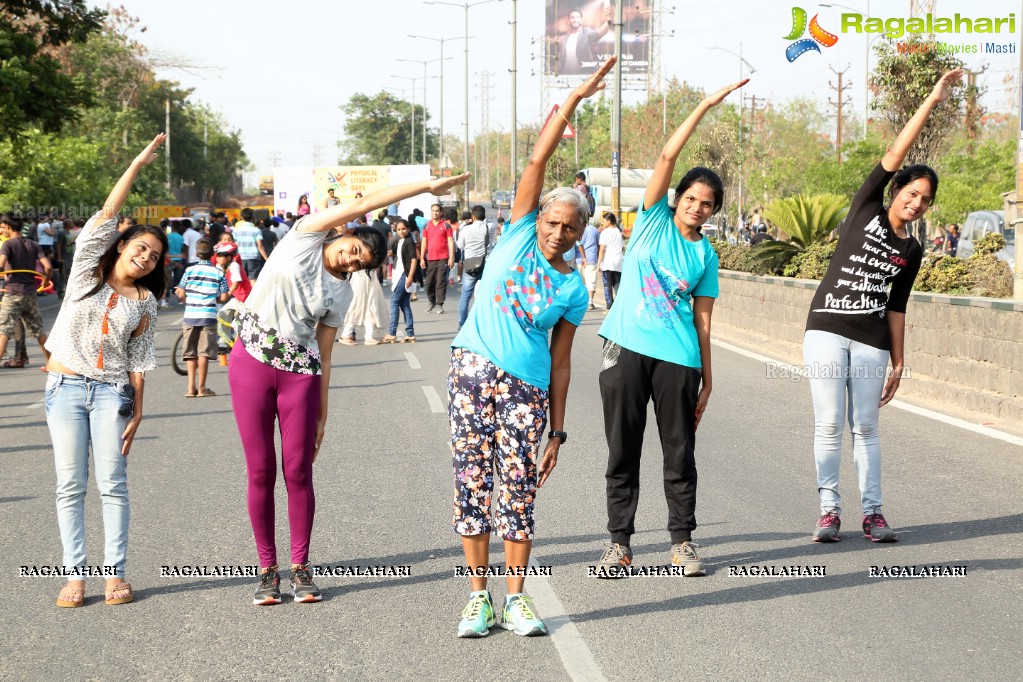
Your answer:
[44,213,158,385]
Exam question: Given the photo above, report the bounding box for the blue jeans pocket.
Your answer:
[44,372,62,404]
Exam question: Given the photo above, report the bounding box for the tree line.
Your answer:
[0,1,248,215]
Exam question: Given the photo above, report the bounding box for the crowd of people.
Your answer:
[3,65,964,641]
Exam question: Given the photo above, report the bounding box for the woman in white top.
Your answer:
[44,134,169,608]
[596,211,625,311]
[232,171,469,606]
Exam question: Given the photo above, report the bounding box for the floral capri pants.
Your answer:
[449,348,548,540]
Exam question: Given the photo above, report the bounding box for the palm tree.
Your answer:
[749,193,848,274]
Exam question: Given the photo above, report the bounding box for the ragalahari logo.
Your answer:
[784,7,838,62]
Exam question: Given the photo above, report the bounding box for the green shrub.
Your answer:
[784,239,837,279]
[967,255,1013,297]
[915,252,971,293]
[710,238,753,272]
[972,232,1006,257]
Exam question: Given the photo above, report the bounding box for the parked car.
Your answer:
[492,190,513,209]
[699,225,719,240]
[958,210,1014,267]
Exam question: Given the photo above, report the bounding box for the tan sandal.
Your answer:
[104,582,133,605]
[381,335,397,343]
[401,336,417,344]
[56,584,85,608]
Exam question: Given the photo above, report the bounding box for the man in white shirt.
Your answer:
[181,219,203,266]
[36,213,54,257]
[454,205,497,330]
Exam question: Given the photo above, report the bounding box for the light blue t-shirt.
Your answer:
[598,195,719,369]
[452,208,589,390]
[233,222,262,261]
[167,231,184,262]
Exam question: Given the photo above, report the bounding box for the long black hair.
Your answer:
[674,166,724,214]
[323,227,388,278]
[79,223,169,301]
[889,164,939,202]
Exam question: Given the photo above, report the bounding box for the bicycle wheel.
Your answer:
[171,331,188,376]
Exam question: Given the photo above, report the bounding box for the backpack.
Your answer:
[583,184,595,215]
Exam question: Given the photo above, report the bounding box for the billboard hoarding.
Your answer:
[544,0,651,77]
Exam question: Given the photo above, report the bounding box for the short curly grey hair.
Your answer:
[538,186,589,229]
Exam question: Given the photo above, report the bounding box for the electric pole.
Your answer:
[829,65,852,164]
[165,98,171,190]
[963,66,988,153]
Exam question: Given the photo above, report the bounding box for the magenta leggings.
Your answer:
[229,343,320,568]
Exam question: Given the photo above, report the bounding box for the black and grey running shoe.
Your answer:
[290,564,323,603]
[253,565,282,606]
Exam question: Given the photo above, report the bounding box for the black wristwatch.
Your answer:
[548,430,568,444]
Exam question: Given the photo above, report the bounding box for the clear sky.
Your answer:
[125,0,1020,180]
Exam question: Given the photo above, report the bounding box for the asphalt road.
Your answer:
[2,286,1020,681]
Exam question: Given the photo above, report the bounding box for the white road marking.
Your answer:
[527,557,606,681]
[405,352,421,370]
[712,338,1023,448]
[420,385,445,414]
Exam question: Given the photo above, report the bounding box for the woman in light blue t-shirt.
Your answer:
[594,78,747,579]
[447,58,617,640]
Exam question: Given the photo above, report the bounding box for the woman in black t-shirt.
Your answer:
[804,68,962,545]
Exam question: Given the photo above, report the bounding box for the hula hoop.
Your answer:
[0,269,51,294]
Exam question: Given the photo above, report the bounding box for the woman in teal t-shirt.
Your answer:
[447,58,617,639]
[594,78,747,579]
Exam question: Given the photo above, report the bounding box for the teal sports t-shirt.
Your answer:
[452,208,588,390]
[598,195,719,368]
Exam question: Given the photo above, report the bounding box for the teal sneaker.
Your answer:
[500,594,547,637]
[457,590,496,638]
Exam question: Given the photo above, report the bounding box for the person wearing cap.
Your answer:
[213,242,251,362]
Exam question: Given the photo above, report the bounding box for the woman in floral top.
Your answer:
[44,134,169,608]
[232,171,470,606]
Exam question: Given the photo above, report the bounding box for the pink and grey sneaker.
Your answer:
[812,510,841,542]
[863,512,897,542]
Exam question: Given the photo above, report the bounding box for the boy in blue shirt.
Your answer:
[176,238,228,397]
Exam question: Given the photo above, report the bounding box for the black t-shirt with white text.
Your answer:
[805,163,922,351]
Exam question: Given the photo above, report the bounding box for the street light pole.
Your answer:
[611,2,623,220]
[426,0,500,183]
[511,0,517,188]
[409,36,461,171]
[398,57,447,165]
[388,81,417,164]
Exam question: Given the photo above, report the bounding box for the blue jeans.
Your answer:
[803,330,890,516]
[457,272,479,329]
[389,284,414,337]
[44,373,133,579]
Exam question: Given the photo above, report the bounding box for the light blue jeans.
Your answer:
[457,271,480,329]
[45,372,133,579]
[803,330,890,516]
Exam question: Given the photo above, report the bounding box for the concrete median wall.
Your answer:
[712,270,1023,431]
